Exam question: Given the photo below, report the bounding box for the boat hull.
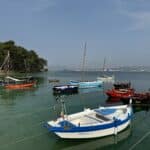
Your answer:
[106,89,134,99]
[54,120,130,139]
[97,76,115,82]
[70,80,103,88]
[53,85,78,95]
[5,82,36,89]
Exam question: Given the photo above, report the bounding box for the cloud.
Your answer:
[31,0,57,12]
[1,0,57,12]
[126,11,150,31]
[115,0,150,31]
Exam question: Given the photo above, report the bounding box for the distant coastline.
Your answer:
[48,66,150,72]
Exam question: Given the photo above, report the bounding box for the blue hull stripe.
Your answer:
[45,114,131,133]
[69,81,103,88]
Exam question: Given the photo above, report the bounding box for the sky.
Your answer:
[0,0,150,69]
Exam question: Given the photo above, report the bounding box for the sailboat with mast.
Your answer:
[0,51,10,85]
[0,51,36,89]
[70,43,103,88]
[97,57,115,82]
[0,51,10,75]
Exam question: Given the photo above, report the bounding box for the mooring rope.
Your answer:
[0,131,48,149]
[129,130,150,150]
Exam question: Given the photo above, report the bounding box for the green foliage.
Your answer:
[0,40,47,72]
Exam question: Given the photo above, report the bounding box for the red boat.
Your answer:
[4,76,36,90]
[106,89,134,99]
[121,92,150,104]
[106,82,135,99]
[5,82,36,89]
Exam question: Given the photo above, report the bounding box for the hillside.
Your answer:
[0,40,47,73]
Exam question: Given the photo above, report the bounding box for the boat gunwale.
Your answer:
[46,113,131,133]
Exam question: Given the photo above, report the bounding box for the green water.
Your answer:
[0,71,150,150]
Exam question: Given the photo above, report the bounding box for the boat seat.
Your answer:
[84,115,103,123]
[95,113,110,122]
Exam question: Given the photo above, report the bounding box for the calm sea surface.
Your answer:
[0,71,150,150]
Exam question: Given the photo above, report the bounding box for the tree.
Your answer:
[0,40,47,73]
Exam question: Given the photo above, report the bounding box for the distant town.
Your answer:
[49,65,150,72]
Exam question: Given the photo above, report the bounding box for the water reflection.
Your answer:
[53,93,78,101]
[0,76,44,105]
[106,97,122,103]
[0,87,37,105]
[133,104,150,113]
[53,127,131,150]
[106,97,150,113]
[52,87,103,98]
[79,87,103,94]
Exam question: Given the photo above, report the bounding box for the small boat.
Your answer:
[53,85,78,94]
[5,82,36,89]
[70,80,103,89]
[0,51,36,89]
[4,76,36,89]
[106,82,134,99]
[106,89,134,99]
[70,43,103,89]
[97,75,115,83]
[121,92,150,105]
[97,58,115,82]
[45,102,132,139]
[49,79,60,83]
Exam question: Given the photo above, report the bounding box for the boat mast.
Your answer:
[60,97,67,120]
[81,42,87,81]
[0,51,10,75]
[102,57,106,75]
[103,57,106,72]
[6,51,10,75]
[24,59,29,76]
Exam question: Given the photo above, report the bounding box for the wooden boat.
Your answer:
[5,82,36,89]
[0,51,36,89]
[45,102,132,139]
[53,85,78,94]
[49,79,60,83]
[106,82,134,99]
[4,76,36,89]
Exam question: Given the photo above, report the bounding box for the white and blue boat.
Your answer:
[97,75,115,83]
[69,43,103,89]
[45,103,132,139]
[70,80,103,89]
[97,58,115,83]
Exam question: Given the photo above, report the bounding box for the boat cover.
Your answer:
[5,76,24,82]
[95,108,116,115]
